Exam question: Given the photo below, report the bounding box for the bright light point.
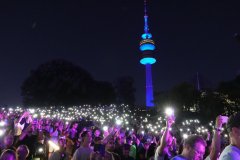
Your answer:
[29,109,35,114]
[165,107,174,116]
[116,119,122,125]
[140,57,156,65]
[103,126,108,132]
[48,141,60,151]
[0,121,5,127]
[141,131,144,135]
[0,130,4,136]
[183,134,188,139]
[38,148,43,153]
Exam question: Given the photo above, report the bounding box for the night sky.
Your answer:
[0,0,239,106]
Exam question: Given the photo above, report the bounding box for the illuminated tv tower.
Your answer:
[139,0,156,108]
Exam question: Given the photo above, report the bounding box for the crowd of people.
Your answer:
[0,105,239,160]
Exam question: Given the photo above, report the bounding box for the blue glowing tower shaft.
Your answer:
[146,64,154,107]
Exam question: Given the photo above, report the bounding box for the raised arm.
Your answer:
[208,115,224,160]
[155,116,174,157]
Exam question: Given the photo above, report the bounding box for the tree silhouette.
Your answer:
[90,81,116,104]
[155,82,200,114]
[218,75,240,100]
[217,75,240,114]
[114,76,136,106]
[21,59,116,107]
[198,91,225,121]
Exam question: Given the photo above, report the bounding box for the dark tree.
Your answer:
[90,81,116,104]
[155,77,240,121]
[114,76,136,106]
[170,82,199,111]
[217,75,240,114]
[21,59,115,107]
[155,82,200,117]
[218,75,240,100]
[198,91,225,121]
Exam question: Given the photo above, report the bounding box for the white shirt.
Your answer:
[72,146,93,160]
[219,145,240,160]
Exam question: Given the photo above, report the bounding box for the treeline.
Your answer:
[21,59,135,107]
[21,59,240,120]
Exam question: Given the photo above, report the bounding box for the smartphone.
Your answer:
[94,144,105,156]
[221,116,228,124]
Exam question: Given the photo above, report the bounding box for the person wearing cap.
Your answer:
[219,112,240,160]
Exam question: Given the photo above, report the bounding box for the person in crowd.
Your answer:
[135,134,144,160]
[104,138,121,160]
[205,115,227,160]
[1,134,16,152]
[49,121,61,158]
[2,107,240,160]
[90,137,104,160]
[90,151,102,160]
[121,144,134,160]
[129,134,138,160]
[18,111,32,131]
[14,118,24,140]
[148,142,157,160]
[114,135,126,157]
[171,135,206,160]
[66,122,79,157]
[16,145,29,160]
[138,138,152,160]
[72,131,93,160]
[219,112,240,160]
[17,123,38,160]
[94,129,101,139]
[43,119,52,132]
[0,149,17,160]
[155,115,177,160]
[49,137,70,160]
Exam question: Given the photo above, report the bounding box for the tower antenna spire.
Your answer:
[197,72,201,91]
[144,0,149,35]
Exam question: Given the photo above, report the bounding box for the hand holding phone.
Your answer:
[165,108,174,117]
[165,108,175,128]
[221,116,228,124]
[216,115,228,129]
